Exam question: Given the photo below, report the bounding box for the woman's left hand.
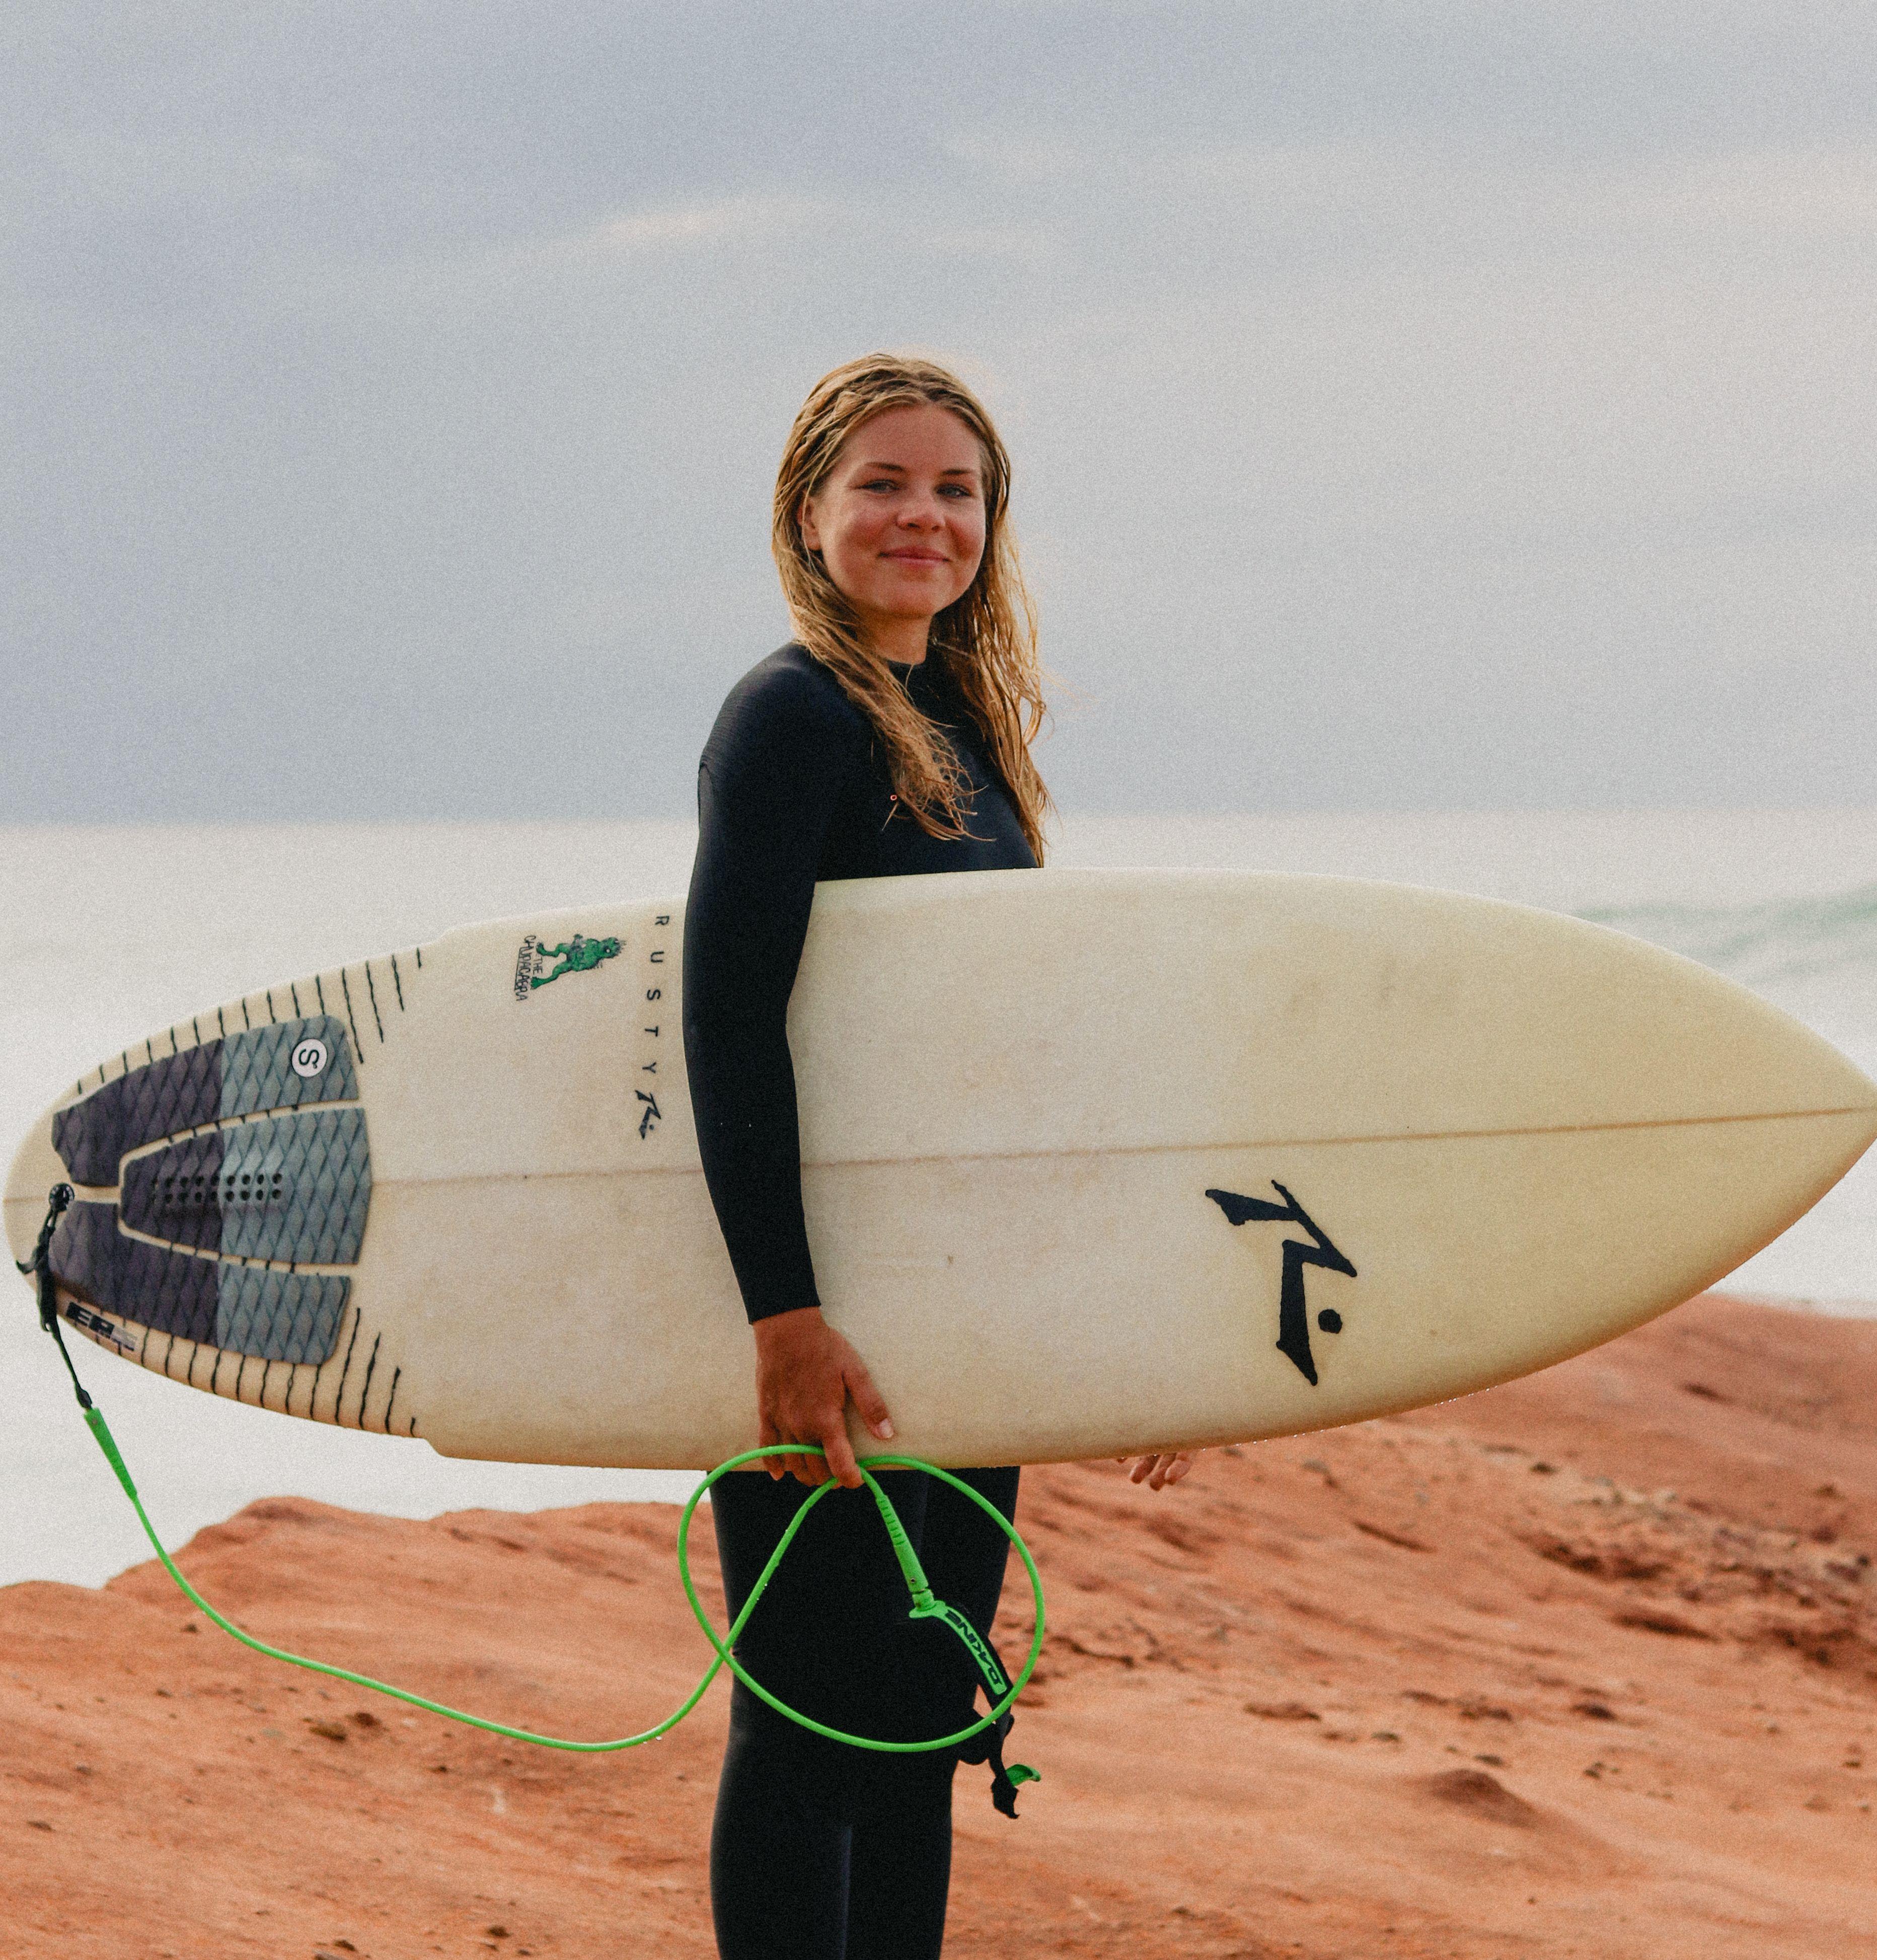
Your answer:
[1120,1450,1196,1491]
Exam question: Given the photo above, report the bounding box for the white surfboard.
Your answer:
[8,869,1874,1470]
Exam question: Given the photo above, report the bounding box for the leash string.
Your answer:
[20,1186,1042,1809]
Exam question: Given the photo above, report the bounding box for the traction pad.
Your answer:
[47,1017,367,1366]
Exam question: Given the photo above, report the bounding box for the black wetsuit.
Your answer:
[684,642,1036,1960]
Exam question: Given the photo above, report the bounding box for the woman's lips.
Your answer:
[884,550,947,563]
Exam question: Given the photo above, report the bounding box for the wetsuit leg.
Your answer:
[711,1685,957,1960]
[706,1467,1021,1959]
[843,1467,1020,1957]
[841,1756,956,1960]
[709,1688,851,1960]
[709,1473,941,1959]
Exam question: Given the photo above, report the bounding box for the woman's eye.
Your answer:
[938,483,977,498]
[862,479,899,493]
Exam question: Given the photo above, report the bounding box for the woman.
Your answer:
[683,353,1190,1960]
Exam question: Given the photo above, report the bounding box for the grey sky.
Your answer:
[5,3,1874,820]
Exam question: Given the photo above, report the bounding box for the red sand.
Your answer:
[5,1293,1873,1958]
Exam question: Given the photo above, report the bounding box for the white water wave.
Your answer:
[1582,884,1877,991]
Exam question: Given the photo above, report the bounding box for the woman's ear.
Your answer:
[798,494,822,554]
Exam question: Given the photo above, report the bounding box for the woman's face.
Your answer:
[799,403,988,659]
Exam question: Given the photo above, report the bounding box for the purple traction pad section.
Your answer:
[49,1200,350,1366]
[51,1201,217,1345]
[119,1130,224,1252]
[53,1041,221,1186]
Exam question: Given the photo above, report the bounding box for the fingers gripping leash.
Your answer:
[23,1189,1043,1809]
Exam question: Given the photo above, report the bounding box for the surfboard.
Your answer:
[8,869,1874,1470]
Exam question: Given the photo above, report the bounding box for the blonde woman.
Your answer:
[683,354,1189,1959]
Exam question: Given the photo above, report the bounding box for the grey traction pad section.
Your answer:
[215,1268,349,1366]
[217,1109,370,1264]
[220,1017,357,1120]
[51,1015,356,1187]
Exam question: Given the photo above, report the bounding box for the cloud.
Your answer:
[28,126,338,212]
[954,130,1877,272]
[943,132,1089,180]
[1610,144,1877,242]
[578,194,829,256]
[6,3,1877,819]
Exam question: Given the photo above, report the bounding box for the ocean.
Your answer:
[4,810,1873,1588]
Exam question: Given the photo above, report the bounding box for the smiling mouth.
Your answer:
[884,550,947,563]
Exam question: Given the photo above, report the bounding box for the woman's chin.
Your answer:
[854,599,951,641]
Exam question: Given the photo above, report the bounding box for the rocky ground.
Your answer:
[5,1292,1873,1958]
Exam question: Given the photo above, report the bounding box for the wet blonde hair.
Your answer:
[772,353,1052,861]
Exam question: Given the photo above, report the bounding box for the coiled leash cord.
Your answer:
[21,1185,1043,1811]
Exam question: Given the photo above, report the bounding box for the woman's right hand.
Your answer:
[752,1306,895,1488]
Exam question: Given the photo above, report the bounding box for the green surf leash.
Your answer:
[24,1186,1042,1795]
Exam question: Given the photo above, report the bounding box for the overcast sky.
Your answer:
[5,3,1874,821]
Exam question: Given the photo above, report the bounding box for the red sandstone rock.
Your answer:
[4,1293,1874,1958]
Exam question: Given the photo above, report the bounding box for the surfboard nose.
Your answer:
[4,1123,70,1273]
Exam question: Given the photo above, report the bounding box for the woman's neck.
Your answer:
[860,613,932,666]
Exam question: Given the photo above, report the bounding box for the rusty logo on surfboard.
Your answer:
[1207,1183,1358,1386]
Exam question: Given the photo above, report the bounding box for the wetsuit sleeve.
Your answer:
[683,666,864,1323]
